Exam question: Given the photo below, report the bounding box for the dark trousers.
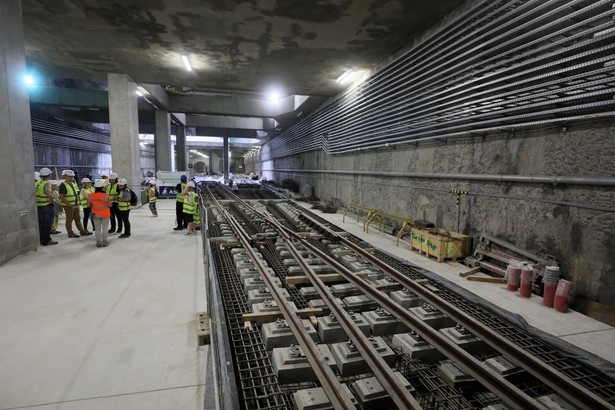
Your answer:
[149,202,158,216]
[110,202,119,231]
[175,201,186,228]
[38,204,54,245]
[82,207,92,231]
[118,209,131,235]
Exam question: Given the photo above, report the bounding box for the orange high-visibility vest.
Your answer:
[91,192,111,218]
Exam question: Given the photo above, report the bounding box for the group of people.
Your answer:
[174,175,200,236]
[35,168,134,248]
[36,169,200,247]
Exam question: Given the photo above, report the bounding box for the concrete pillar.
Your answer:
[107,73,141,197]
[176,125,186,171]
[208,150,214,174]
[154,110,171,171]
[223,137,229,181]
[0,0,38,264]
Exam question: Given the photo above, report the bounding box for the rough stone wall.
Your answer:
[252,119,615,309]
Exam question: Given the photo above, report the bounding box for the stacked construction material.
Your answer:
[542,266,560,307]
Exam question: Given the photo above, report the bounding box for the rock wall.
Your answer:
[251,119,615,310]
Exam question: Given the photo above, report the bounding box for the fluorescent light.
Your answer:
[181,55,192,71]
[268,92,280,101]
[336,69,355,84]
[24,75,35,86]
[136,90,143,96]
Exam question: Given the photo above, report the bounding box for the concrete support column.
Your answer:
[223,137,229,182]
[176,125,186,171]
[107,73,140,197]
[0,0,38,264]
[154,110,171,172]
[208,150,214,174]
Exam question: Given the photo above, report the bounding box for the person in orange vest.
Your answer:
[87,179,112,247]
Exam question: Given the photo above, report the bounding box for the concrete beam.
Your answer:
[168,94,297,117]
[141,84,170,110]
[186,115,268,130]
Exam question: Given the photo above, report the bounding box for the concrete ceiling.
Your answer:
[21,0,465,152]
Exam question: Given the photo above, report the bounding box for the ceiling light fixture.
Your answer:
[336,69,355,84]
[136,90,143,97]
[182,55,192,71]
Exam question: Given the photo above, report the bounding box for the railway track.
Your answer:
[200,183,615,409]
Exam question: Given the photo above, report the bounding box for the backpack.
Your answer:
[129,189,138,206]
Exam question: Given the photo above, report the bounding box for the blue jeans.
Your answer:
[38,204,54,245]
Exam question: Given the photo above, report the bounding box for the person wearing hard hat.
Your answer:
[146,181,158,217]
[106,173,121,234]
[87,179,112,247]
[59,169,91,238]
[35,167,58,246]
[181,181,198,236]
[50,180,63,235]
[173,175,188,230]
[80,177,94,234]
[116,178,132,238]
[34,171,40,182]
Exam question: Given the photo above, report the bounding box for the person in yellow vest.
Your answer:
[106,173,120,234]
[80,177,94,234]
[173,175,188,230]
[50,180,63,234]
[87,179,112,247]
[35,167,58,246]
[116,178,132,238]
[194,204,201,230]
[147,181,158,217]
[59,169,91,238]
[181,181,198,236]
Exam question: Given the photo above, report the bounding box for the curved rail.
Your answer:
[297,207,614,410]
[204,186,359,409]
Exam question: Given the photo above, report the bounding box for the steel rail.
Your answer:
[278,224,542,410]
[284,238,421,409]
[220,192,541,409]
[214,191,424,407]
[215,191,421,407]
[296,210,615,410]
[204,188,357,409]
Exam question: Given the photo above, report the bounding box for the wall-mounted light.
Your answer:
[181,55,192,72]
[336,69,355,84]
[136,90,144,97]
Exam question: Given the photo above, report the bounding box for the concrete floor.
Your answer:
[1,198,613,410]
[0,200,208,410]
[297,203,615,365]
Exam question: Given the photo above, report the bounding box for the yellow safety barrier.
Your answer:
[343,204,413,246]
[342,204,374,224]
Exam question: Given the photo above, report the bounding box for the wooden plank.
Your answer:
[243,308,323,324]
[459,267,482,278]
[574,298,615,327]
[466,276,507,284]
[286,271,369,286]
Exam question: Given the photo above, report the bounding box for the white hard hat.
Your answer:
[109,173,118,179]
[187,181,195,188]
[39,167,52,177]
[62,169,75,177]
[35,172,41,181]
[118,178,127,185]
[81,177,91,183]
[101,172,108,178]
[94,179,105,188]
[50,180,59,186]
